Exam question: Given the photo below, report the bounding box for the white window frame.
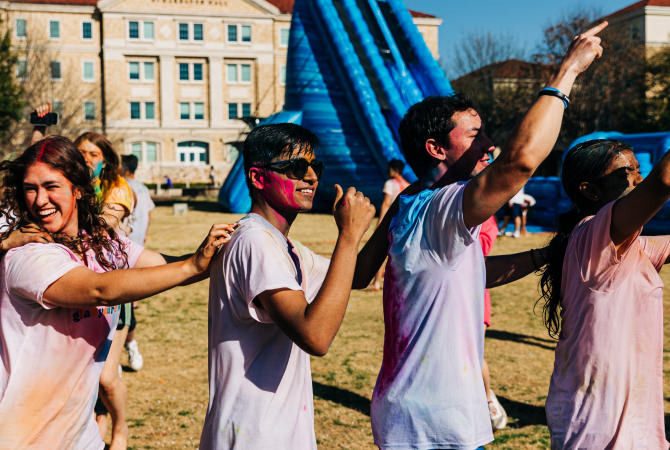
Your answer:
[177,141,209,165]
[129,101,156,121]
[82,60,95,82]
[130,141,159,163]
[83,101,96,122]
[177,22,205,43]
[179,102,206,120]
[48,20,60,41]
[227,102,252,119]
[128,60,155,82]
[16,58,27,80]
[226,23,252,43]
[177,61,205,83]
[226,63,251,84]
[128,20,154,41]
[50,60,62,81]
[81,20,93,41]
[15,18,27,40]
[279,27,289,47]
[280,65,286,85]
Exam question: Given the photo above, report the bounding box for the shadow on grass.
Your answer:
[486,329,556,351]
[313,381,370,416]
[497,395,547,427]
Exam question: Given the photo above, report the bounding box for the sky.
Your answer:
[402,0,635,77]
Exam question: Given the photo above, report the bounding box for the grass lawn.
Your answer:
[120,204,670,449]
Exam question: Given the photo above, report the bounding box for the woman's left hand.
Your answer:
[190,223,237,273]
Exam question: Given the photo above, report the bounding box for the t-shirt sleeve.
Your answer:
[119,236,144,268]
[572,200,641,288]
[104,178,134,214]
[426,183,480,261]
[382,179,399,197]
[4,243,81,309]
[638,235,670,272]
[230,228,303,323]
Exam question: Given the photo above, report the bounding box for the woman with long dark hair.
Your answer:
[0,136,233,449]
[539,139,670,448]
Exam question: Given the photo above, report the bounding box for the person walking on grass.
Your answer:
[370,22,606,450]
[540,139,670,448]
[199,123,375,449]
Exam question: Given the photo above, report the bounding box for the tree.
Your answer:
[645,46,670,131]
[447,30,526,79]
[0,19,25,141]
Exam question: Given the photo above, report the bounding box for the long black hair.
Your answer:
[539,139,633,338]
[0,136,128,270]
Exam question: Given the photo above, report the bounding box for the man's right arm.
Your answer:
[462,22,607,228]
[256,186,375,356]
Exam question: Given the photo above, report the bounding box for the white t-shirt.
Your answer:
[200,213,329,450]
[0,238,143,449]
[509,187,525,205]
[125,177,155,245]
[383,177,410,201]
[371,183,494,449]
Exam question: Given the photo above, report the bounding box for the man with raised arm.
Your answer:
[370,23,607,449]
[199,123,375,449]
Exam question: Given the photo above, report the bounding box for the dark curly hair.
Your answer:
[74,131,121,196]
[0,136,128,270]
[538,139,633,338]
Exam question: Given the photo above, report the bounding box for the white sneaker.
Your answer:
[125,340,143,371]
[512,231,520,238]
[488,390,508,430]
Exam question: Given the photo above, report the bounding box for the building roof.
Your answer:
[7,0,435,16]
[607,0,670,19]
[264,0,435,18]
[9,0,97,4]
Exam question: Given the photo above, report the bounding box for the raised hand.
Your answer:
[190,223,237,273]
[561,21,608,75]
[332,184,376,242]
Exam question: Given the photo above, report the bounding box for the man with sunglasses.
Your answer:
[369,23,607,450]
[200,123,375,449]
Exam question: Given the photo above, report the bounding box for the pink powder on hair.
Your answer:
[37,140,49,162]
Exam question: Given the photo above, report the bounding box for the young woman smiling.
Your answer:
[0,136,233,449]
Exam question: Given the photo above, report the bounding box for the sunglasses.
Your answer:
[260,158,325,179]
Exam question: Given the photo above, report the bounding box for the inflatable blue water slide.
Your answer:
[219,0,454,213]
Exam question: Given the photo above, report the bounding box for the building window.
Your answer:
[130,102,141,119]
[144,22,154,40]
[82,21,92,40]
[130,142,158,163]
[53,101,63,115]
[227,24,251,42]
[227,103,238,119]
[228,102,252,119]
[50,61,61,80]
[193,63,203,81]
[280,28,289,47]
[145,102,155,120]
[179,102,190,120]
[280,65,286,85]
[240,64,251,82]
[227,24,237,42]
[177,141,209,164]
[179,23,189,40]
[16,59,27,79]
[129,62,140,80]
[194,24,203,41]
[194,102,204,120]
[179,63,189,81]
[144,62,154,81]
[130,101,155,120]
[226,63,251,84]
[84,101,95,121]
[15,19,27,39]
[49,20,60,39]
[82,61,94,81]
[129,21,153,40]
[178,62,204,82]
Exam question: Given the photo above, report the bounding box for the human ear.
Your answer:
[578,181,602,201]
[248,168,265,190]
[425,138,448,161]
